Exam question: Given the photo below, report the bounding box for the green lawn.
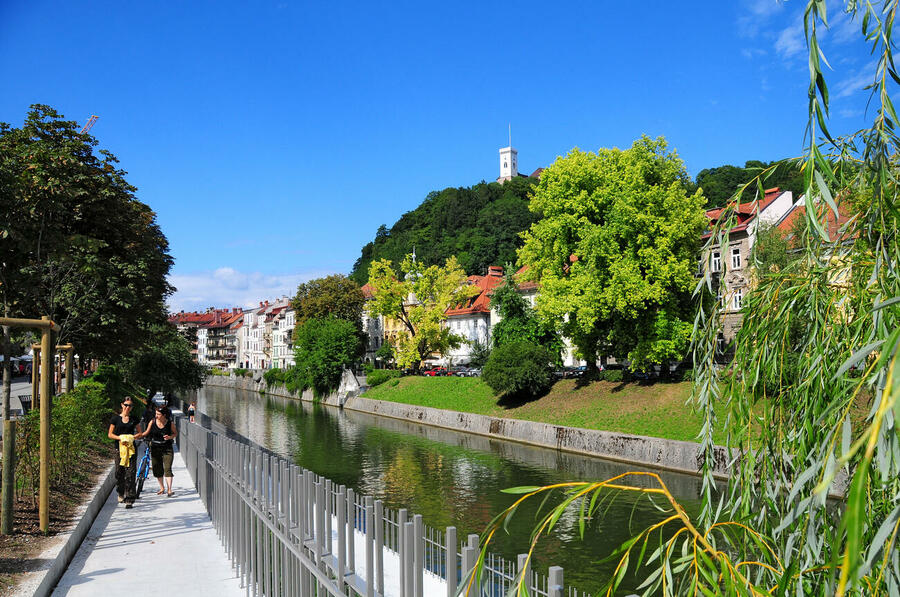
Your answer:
[363,376,716,443]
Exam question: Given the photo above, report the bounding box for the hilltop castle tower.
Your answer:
[498,145,518,182]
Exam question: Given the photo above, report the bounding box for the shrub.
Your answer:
[679,368,694,382]
[482,341,553,398]
[601,369,623,383]
[367,369,400,387]
[233,368,248,377]
[264,368,286,387]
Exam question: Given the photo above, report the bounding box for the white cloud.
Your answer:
[166,267,331,312]
[775,23,805,58]
[741,47,767,59]
[737,0,785,37]
[834,64,875,98]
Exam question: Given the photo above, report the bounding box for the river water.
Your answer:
[192,385,703,594]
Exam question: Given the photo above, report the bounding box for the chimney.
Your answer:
[488,265,504,277]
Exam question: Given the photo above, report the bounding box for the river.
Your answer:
[191,385,704,594]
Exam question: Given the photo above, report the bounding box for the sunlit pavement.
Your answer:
[51,445,243,596]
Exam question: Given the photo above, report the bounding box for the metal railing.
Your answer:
[178,419,592,597]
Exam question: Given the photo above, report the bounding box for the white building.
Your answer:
[272,306,295,369]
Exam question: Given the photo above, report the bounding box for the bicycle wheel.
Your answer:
[137,469,145,497]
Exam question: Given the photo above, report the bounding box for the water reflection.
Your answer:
[193,385,703,593]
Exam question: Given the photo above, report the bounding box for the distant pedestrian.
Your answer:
[108,398,141,508]
[187,401,196,423]
[139,406,177,496]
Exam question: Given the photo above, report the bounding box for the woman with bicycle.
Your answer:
[139,406,178,496]
[108,398,141,509]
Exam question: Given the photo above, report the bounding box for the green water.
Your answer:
[193,385,703,594]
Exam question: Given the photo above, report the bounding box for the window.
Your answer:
[716,285,723,305]
[732,288,743,310]
[731,247,741,269]
[712,251,721,273]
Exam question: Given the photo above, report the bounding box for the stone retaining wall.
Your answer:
[343,396,734,479]
[202,371,360,408]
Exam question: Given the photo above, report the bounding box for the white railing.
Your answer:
[177,419,591,597]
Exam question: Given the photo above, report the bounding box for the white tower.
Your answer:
[498,124,518,182]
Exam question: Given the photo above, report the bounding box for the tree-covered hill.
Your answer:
[695,159,804,208]
[350,177,538,283]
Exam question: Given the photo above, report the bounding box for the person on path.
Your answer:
[187,401,196,423]
[139,406,177,496]
[107,398,141,508]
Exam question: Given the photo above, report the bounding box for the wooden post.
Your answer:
[39,316,52,534]
[1,420,15,535]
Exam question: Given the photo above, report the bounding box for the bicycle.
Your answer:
[135,439,151,498]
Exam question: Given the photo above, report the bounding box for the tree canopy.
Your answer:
[291,274,365,327]
[366,254,477,369]
[292,316,363,397]
[0,105,174,361]
[118,323,205,397]
[350,177,538,283]
[518,136,707,371]
[695,159,804,208]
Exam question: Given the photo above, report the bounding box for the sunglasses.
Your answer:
[122,403,133,407]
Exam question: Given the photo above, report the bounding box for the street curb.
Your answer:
[14,462,116,597]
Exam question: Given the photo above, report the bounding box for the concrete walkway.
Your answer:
[51,445,243,596]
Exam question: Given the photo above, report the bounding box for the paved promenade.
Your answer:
[51,445,243,596]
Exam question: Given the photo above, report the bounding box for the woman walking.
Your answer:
[108,398,141,508]
[140,406,178,496]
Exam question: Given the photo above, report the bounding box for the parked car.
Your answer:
[448,366,468,377]
[467,368,482,377]
[422,367,448,377]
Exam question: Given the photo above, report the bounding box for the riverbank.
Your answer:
[363,376,714,443]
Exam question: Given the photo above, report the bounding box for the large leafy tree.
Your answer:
[0,105,173,415]
[293,316,363,397]
[518,136,707,371]
[291,274,365,326]
[366,254,477,370]
[118,324,205,397]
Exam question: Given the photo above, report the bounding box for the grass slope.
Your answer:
[363,376,710,443]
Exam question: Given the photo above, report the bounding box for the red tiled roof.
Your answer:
[777,200,856,245]
[361,283,374,299]
[445,272,505,317]
[703,187,783,238]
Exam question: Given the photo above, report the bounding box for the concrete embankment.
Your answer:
[203,370,361,407]
[203,374,732,479]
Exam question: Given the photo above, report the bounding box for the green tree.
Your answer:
[481,341,553,398]
[518,136,707,372]
[293,316,363,397]
[375,339,394,367]
[489,274,562,364]
[366,254,477,370]
[118,324,205,397]
[292,274,365,326]
[0,105,174,415]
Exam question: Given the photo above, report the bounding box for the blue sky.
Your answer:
[0,0,873,311]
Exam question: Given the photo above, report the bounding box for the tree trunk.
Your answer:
[2,325,11,422]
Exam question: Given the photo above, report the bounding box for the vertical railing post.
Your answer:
[517,553,532,595]
[461,546,477,593]
[414,514,424,597]
[445,526,457,597]
[399,508,408,596]
[404,521,415,597]
[548,566,564,597]
[375,499,384,597]
[347,488,356,574]
[365,496,374,597]
[337,487,346,589]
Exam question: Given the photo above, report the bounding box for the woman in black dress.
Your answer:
[140,407,177,496]
[107,398,141,508]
